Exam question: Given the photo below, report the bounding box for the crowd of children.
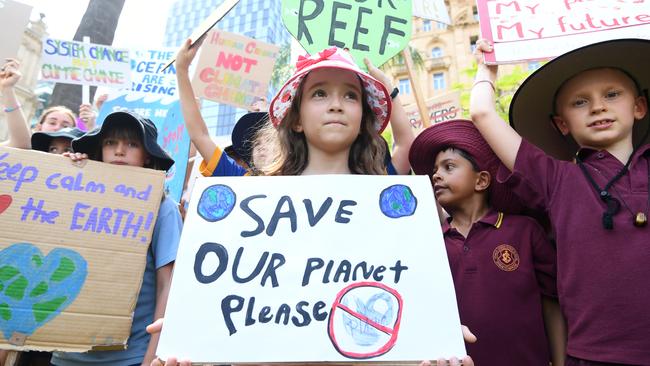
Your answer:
[1,32,648,366]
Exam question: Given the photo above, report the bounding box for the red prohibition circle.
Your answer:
[327,281,403,359]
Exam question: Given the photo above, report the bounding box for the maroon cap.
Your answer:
[409,119,524,213]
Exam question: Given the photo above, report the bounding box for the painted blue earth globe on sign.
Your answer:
[379,184,417,218]
[197,184,236,222]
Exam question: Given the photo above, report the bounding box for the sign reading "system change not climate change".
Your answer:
[41,38,131,88]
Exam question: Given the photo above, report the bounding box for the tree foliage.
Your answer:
[48,0,126,111]
[453,62,541,121]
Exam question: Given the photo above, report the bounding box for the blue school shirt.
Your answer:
[51,196,182,366]
[199,146,399,176]
[200,146,248,177]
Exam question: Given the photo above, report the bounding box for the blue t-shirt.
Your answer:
[51,196,182,366]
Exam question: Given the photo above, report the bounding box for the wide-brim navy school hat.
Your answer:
[229,112,268,166]
[510,38,650,161]
[31,127,85,152]
[72,111,175,171]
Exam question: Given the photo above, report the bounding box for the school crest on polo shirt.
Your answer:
[492,244,520,272]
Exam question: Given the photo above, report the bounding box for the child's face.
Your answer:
[101,137,149,167]
[40,111,75,132]
[431,149,487,209]
[553,68,647,150]
[295,68,363,152]
[47,137,73,155]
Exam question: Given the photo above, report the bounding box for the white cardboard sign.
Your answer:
[41,38,131,88]
[478,0,650,64]
[413,0,450,24]
[158,175,465,363]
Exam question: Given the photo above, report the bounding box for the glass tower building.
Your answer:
[164,0,291,136]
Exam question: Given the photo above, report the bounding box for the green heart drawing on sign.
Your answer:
[282,0,412,69]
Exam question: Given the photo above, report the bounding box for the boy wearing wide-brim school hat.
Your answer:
[471,38,650,364]
[409,119,563,366]
[31,127,85,154]
[52,110,182,365]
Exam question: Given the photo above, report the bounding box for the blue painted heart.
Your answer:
[0,243,87,340]
[0,195,11,215]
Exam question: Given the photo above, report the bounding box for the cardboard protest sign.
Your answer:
[192,30,279,109]
[477,0,650,64]
[158,175,466,363]
[0,0,32,62]
[0,147,164,351]
[162,0,240,72]
[282,0,412,68]
[130,48,177,96]
[97,92,190,202]
[41,38,130,88]
[413,0,450,24]
[405,91,461,130]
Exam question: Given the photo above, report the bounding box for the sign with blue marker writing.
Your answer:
[41,38,131,88]
[97,91,190,202]
[158,175,466,363]
[0,146,164,352]
[281,0,412,68]
[130,48,177,96]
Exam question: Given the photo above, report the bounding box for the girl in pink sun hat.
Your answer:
[175,40,414,177]
[258,46,394,175]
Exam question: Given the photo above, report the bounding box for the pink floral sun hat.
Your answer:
[269,47,392,133]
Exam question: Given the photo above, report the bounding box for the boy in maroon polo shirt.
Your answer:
[471,39,650,365]
[409,119,566,366]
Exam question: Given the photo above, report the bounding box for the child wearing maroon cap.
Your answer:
[409,119,565,366]
[471,38,650,365]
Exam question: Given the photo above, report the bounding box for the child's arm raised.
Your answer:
[469,40,521,171]
[1,59,31,149]
[176,38,218,163]
[365,58,415,175]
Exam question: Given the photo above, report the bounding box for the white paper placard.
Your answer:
[41,38,131,88]
[158,175,466,363]
[478,0,650,64]
[413,0,450,24]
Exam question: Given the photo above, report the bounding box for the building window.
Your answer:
[399,79,411,95]
[423,20,431,32]
[473,6,479,21]
[433,73,445,90]
[431,47,443,58]
[436,21,448,30]
[470,36,478,53]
